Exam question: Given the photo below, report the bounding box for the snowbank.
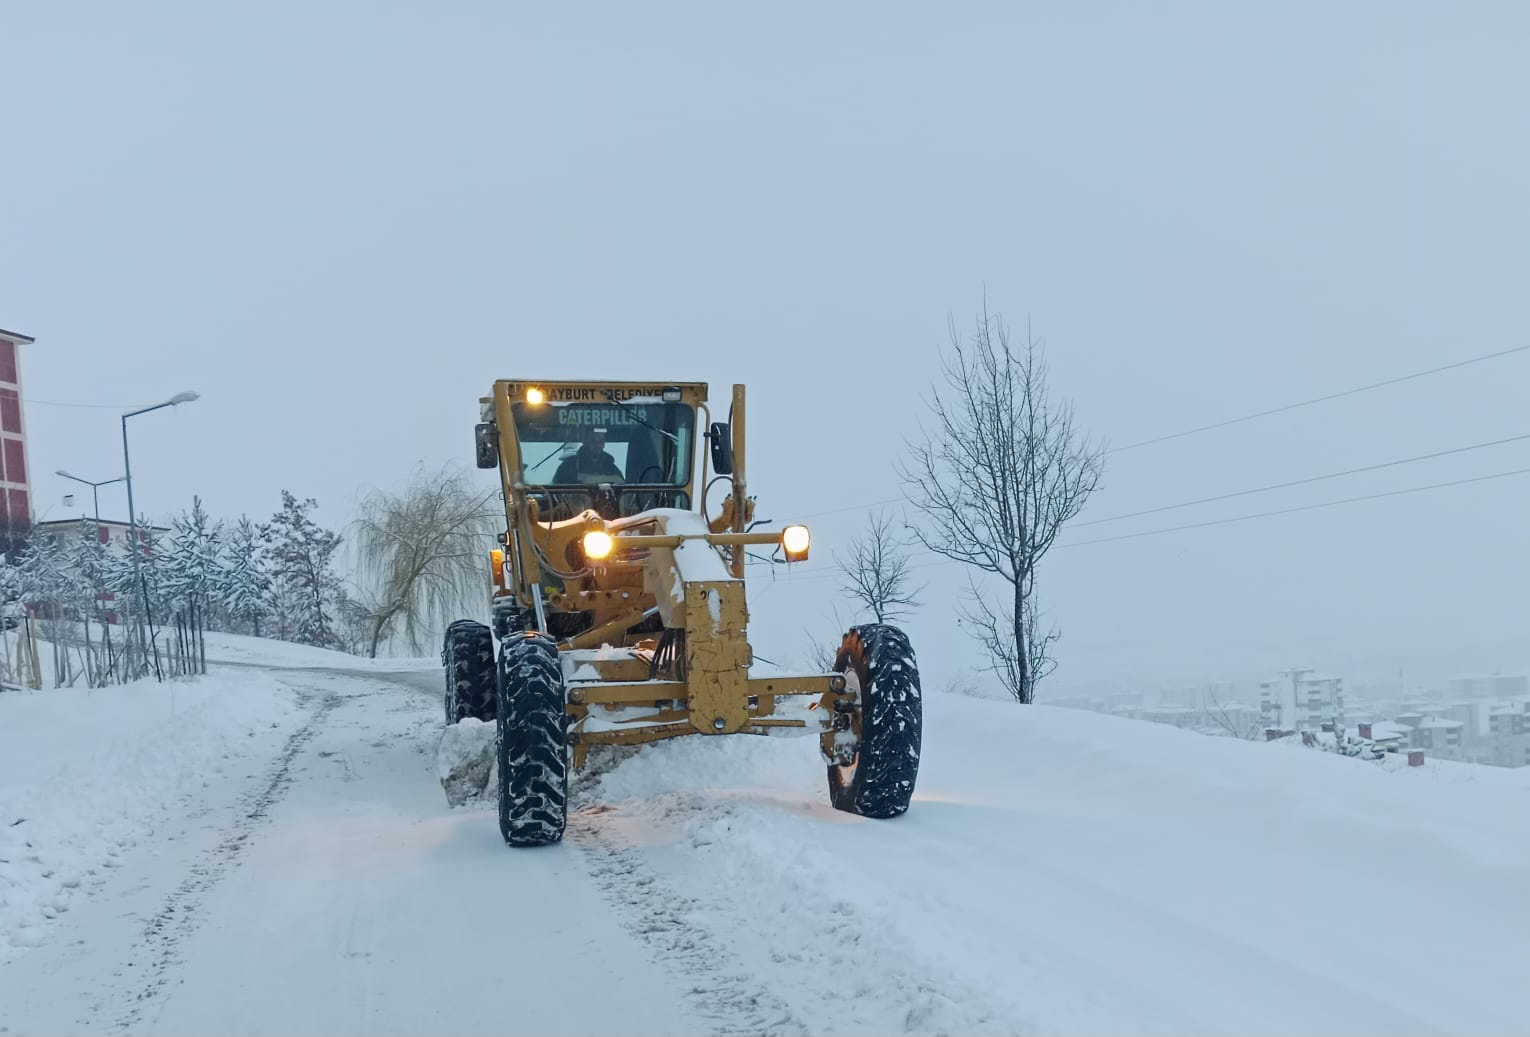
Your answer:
[436,717,497,807]
[0,670,305,959]
[201,631,437,671]
[581,691,1530,1035]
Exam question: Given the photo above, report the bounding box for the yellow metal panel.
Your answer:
[568,680,686,706]
[574,721,696,747]
[684,580,752,733]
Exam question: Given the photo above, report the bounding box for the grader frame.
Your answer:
[449,377,922,847]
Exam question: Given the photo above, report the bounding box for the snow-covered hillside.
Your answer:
[1,634,1526,1036]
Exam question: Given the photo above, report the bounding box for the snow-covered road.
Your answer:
[2,638,1527,1036]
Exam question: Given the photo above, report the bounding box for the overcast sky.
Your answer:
[3,2,1527,696]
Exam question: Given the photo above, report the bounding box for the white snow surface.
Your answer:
[0,669,305,957]
[1,633,1527,1035]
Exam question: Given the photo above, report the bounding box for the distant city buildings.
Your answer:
[1447,674,1530,700]
[1053,666,1530,769]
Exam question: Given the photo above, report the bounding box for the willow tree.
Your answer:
[349,463,501,657]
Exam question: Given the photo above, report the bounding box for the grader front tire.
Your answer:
[443,620,495,724]
[827,623,923,819]
[496,631,570,847]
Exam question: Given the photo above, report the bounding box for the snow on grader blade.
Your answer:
[436,379,923,846]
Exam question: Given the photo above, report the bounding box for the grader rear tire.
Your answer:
[443,620,495,724]
[827,623,922,818]
[496,631,569,847]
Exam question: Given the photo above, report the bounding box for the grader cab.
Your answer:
[443,379,922,847]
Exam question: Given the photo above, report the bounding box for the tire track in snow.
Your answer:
[568,804,809,1037]
[567,770,1016,1037]
[104,687,342,1034]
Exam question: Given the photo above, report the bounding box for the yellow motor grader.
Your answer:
[443,379,922,846]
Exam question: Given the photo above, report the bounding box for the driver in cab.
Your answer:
[554,427,623,485]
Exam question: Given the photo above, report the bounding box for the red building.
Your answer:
[0,327,36,551]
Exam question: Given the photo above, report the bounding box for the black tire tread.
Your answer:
[828,623,922,818]
[443,619,495,724]
[497,631,569,847]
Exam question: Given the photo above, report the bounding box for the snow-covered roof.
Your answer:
[1418,718,1464,731]
[0,327,34,344]
[34,518,170,534]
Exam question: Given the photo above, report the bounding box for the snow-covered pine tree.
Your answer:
[17,529,86,687]
[161,497,223,674]
[66,518,112,685]
[103,516,168,679]
[0,552,26,687]
[216,516,274,637]
[262,491,342,648]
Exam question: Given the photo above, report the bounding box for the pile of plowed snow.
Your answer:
[573,692,1530,1036]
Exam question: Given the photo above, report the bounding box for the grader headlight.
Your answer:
[781,524,811,562]
[582,529,615,561]
[525,387,546,405]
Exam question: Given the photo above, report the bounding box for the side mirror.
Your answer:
[475,423,499,469]
[708,422,734,475]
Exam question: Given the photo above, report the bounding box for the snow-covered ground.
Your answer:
[1,633,1526,1035]
[198,630,437,672]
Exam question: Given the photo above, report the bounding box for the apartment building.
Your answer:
[1260,668,1343,733]
[1486,701,1530,768]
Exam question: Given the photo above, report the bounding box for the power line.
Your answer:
[793,497,904,521]
[1056,465,1530,549]
[785,343,1530,524]
[22,396,139,410]
[768,463,1530,584]
[1106,344,1530,454]
[1074,431,1530,528]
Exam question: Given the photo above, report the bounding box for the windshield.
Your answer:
[512,400,695,488]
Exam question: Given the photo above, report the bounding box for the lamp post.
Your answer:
[122,391,200,680]
[56,470,126,534]
[57,469,128,683]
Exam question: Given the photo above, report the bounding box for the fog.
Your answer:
[4,2,1526,696]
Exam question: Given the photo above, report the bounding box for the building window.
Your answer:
[0,391,18,435]
[0,342,16,385]
[5,488,26,525]
[2,439,24,486]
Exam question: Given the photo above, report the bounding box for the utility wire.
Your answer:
[1056,465,1530,548]
[787,343,1529,522]
[1106,344,1530,454]
[20,397,140,410]
[769,463,1530,584]
[1074,431,1530,528]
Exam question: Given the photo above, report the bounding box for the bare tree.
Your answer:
[348,463,501,657]
[899,302,1105,703]
[835,509,922,624]
[1204,687,1263,740]
[800,602,854,672]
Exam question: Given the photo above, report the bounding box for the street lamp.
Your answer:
[122,391,200,679]
[56,469,126,534]
[57,469,127,680]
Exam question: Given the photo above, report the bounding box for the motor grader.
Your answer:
[442,378,923,847]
